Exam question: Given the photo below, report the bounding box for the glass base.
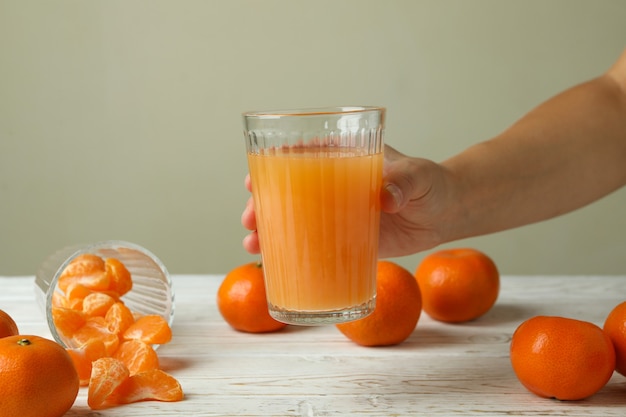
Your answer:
[269,297,376,326]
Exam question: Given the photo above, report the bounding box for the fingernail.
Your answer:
[384,183,403,208]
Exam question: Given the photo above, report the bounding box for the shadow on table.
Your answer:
[583,377,626,406]
[159,355,195,373]
[65,406,101,416]
[462,302,535,327]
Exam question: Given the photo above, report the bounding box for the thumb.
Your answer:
[380,145,413,213]
[381,146,436,213]
[381,175,409,214]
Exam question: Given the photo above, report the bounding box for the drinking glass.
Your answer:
[243,106,385,325]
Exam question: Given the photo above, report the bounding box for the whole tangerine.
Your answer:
[510,316,615,401]
[336,261,422,347]
[603,300,626,376]
[0,335,79,417]
[414,248,499,323]
[0,309,19,338]
[217,262,287,333]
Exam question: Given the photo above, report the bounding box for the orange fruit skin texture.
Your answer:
[336,261,422,347]
[0,309,19,338]
[0,335,79,417]
[414,248,499,323]
[217,262,287,333]
[603,300,626,376]
[510,316,616,401]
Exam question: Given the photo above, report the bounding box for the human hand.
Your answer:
[241,145,453,258]
[241,174,260,254]
[377,145,451,257]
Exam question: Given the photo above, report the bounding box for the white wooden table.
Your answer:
[2,274,626,416]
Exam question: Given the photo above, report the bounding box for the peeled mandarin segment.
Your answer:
[82,292,117,318]
[109,369,184,405]
[105,257,133,296]
[105,302,136,336]
[65,282,94,303]
[88,357,131,410]
[69,297,84,311]
[58,271,110,292]
[72,317,120,356]
[123,315,172,345]
[65,282,121,312]
[52,290,69,308]
[113,340,159,375]
[59,254,106,280]
[58,254,108,292]
[67,338,107,386]
[52,307,87,339]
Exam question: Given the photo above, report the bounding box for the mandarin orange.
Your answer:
[510,315,615,400]
[217,262,287,333]
[0,309,19,338]
[0,335,79,417]
[415,248,499,323]
[603,300,626,376]
[336,261,422,346]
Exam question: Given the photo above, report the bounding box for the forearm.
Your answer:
[441,59,626,242]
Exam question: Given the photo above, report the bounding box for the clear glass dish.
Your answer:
[34,240,174,348]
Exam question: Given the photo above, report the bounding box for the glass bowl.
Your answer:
[34,240,174,348]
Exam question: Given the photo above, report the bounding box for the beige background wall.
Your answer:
[1,0,625,276]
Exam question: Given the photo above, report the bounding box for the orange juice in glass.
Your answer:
[243,107,385,325]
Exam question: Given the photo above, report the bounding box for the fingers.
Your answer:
[242,174,256,230]
[245,173,252,192]
[242,231,261,254]
[241,196,257,230]
[381,145,413,213]
[381,151,437,213]
[242,174,260,254]
[241,196,260,254]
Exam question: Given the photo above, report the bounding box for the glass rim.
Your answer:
[243,106,385,118]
